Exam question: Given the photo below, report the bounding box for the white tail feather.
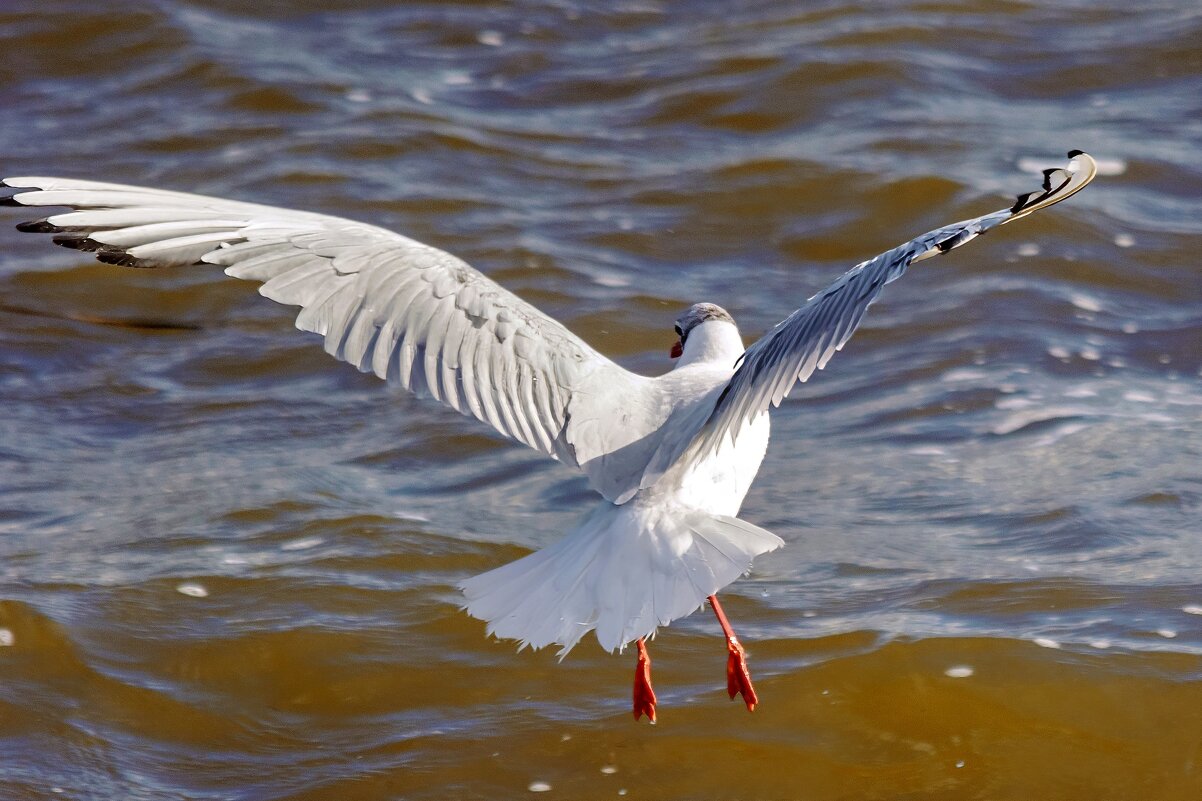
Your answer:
[459,501,783,655]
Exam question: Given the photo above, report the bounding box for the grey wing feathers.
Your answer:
[688,150,1098,460]
[2,176,636,468]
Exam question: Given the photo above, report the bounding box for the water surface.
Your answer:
[1,1,1201,799]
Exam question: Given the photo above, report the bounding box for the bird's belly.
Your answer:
[672,412,770,517]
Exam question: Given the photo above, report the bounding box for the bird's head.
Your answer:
[671,302,743,365]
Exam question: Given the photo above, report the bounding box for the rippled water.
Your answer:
[2,1,1201,798]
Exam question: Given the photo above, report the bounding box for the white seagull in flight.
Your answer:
[3,151,1096,722]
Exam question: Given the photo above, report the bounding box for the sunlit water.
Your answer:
[1,1,1201,799]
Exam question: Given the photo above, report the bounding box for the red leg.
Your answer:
[708,594,758,711]
[632,638,658,723]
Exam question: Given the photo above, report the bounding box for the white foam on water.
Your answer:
[176,582,209,598]
[1069,294,1102,312]
[1018,156,1125,176]
[282,536,324,551]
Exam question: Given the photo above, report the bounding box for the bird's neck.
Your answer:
[676,320,745,369]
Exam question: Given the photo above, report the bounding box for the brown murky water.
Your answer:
[2,1,1202,799]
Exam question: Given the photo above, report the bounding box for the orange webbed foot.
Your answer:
[709,594,759,712]
[725,637,758,711]
[633,638,658,723]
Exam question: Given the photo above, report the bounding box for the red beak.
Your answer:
[670,340,683,359]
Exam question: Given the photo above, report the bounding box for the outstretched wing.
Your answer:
[687,150,1098,460]
[2,176,657,497]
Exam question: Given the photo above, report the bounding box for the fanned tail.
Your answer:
[459,501,783,656]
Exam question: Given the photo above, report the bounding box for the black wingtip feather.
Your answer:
[1041,167,1062,191]
[96,249,149,268]
[17,219,60,233]
[53,234,105,252]
[1067,149,1084,158]
[49,234,150,267]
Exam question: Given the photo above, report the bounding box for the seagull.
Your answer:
[2,151,1096,723]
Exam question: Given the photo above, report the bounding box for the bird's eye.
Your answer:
[674,324,683,336]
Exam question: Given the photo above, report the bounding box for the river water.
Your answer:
[1,1,1200,799]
